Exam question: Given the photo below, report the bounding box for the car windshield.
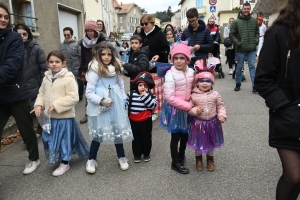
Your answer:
[123,33,131,36]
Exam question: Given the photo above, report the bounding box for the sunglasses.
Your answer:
[173,56,186,60]
[198,79,212,83]
[19,33,27,36]
[141,22,149,26]
[64,34,71,37]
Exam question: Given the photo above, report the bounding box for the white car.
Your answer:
[121,33,133,41]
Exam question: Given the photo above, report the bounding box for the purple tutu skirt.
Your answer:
[160,101,189,134]
[187,115,224,154]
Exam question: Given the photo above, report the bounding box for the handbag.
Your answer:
[224,38,232,48]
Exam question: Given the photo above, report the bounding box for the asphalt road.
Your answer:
[0,48,283,200]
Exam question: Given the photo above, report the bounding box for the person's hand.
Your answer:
[152,55,160,62]
[140,88,148,96]
[218,116,226,123]
[47,105,55,115]
[102,98,113,107]
[31,106,42,117]
[120,61,125,66]
[196,105,203,115]
[193,44,200,51]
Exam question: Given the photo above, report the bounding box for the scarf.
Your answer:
[82,34,99,48]
[167,38,175,43]
[47,68,66,82]
[64,36,75,43]
[0,25,12,37]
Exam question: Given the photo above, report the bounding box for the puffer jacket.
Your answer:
[229,11,259,52]
[188,88,226,120]
[34,69,79,119]
[163,66,194,111]
[23,38,48,107]
[60,39,81,79]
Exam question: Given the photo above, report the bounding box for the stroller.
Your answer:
[211,43,224,78]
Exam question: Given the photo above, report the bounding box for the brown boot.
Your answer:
[206,155,215,171]
[195,156,203,171]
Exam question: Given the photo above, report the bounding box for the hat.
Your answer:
[85,21,99,32]
[257,17,264,21]
[130,72,155,89]
[195,71,214,83]
[171,42,191,63]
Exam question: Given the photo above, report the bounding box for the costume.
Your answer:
[257,18,267,57]
[119,46,130,63]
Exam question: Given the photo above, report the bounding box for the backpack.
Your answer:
[224,38,232,48]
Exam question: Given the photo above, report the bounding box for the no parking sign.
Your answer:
[209,0,217,5]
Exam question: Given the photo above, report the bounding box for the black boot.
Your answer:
[178,154,185,166]
[171,159,189,174]
[80,114,88,124]
[234,83,241,91]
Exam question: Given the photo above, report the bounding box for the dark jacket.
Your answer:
[0,28,30,105]
[140,25,169,71]
[206,24,220,43]
[181,20,214,65]
[255,25,300,150]
[124,46,150,90]
[229,11,259,52]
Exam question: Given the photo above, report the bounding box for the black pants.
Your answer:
[0,99,39,161]
[130,118,152,157]
[170,132,188,160]
[226,48,235,69]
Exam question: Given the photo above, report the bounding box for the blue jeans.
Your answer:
[235,51,256,86]
[88,140,125,160]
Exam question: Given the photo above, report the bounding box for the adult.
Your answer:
[60,27,83,100]
[164,24,174,35]
[96,19,107,37]
[133,26,141,36]
[14,23,48,137]
[78,21,106,124]
[181,8,214,68]
[257,17,267,57]
[139,14,170,121]
[164,23,178,42]
[206,18,221,66]
[0,2,40,174]
[229,2,259,92]
[254,0,300,199]
[223,17,235,75]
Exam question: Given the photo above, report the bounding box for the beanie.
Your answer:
[195,71,214,83]
[85,21,99,32]
[257,17,263,21]
[130,72,155,89]
[171,43,191,63]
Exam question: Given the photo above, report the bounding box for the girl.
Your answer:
[165,30,176,63]
[34,50,89,176]
[85,41,133,174]
[119,41,130,63]
[160,43,194,174]
[187,68,226,172]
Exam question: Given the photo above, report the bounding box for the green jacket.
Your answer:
[229,11,259,52]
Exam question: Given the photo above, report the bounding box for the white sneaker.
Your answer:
[86,159,97,174]
[118,157,129,171]
[23,160,40,175]
[52,163,70,176]
[36,133,41,138]
[229,69,233,75]
[152,113,158,121]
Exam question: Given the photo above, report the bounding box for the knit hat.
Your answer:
[195,71,214,83]
[85,21,99,32]
[171,42,191,63]
[257,17,263,21]
[130,72,155,89]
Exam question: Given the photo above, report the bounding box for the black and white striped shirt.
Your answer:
[126,90,157,114]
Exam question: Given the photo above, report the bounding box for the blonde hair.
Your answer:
[140,14,155,25]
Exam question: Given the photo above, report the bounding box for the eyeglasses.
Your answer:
[173,56,186,60]
[141,22,149,26]
[198,79,212,83]
[64,34,71,37]
[188,18,197,24]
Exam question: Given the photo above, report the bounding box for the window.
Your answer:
[134,8,136,15]
[130,17,133,23]
[196,0,203,7]
[241,0,254,4]
[11,0,36,30]
[120,26,123,30]
[134,18,137,24]
[120,17,123,23]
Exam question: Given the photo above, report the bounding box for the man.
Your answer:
[257,17,266,57]
[181,8,214,68]
[60,27,82,100]
[230,2,259,92]
[206,18,220,58]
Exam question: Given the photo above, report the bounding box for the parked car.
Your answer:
[121,33,133,41]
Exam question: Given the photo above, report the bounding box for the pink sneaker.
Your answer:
[52,163,70,176]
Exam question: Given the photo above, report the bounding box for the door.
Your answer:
[58,9,79,43]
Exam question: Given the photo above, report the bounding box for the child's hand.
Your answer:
[32,106,42,117]
[103,98,113,107]
[47,105,55,115]
[196,105,203,115]
[140,88,148,96]
[120,61,125,66]
[218,116,226,123]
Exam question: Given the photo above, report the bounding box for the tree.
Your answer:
[154,6,174,23]
[139,7,147,14]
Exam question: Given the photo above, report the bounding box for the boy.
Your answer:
[121,35,149,90]
[126,72,157,162]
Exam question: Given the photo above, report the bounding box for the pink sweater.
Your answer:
[163,66,194,111]
[188,88,227,120]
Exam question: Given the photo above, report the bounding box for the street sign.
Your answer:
[210,6,216,12]
[209,0,217,5]
[210,13,216,20]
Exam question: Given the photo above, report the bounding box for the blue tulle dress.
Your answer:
[42,118,89,164]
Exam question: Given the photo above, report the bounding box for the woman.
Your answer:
[96,19,107,37]
[78,21,106,124]
[0,2,40,174]
[223,17,235,75]
[140,14,170,121]
[133,26,141,36]
[254,0,300,199]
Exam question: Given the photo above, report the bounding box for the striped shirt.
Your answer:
[126,90,157,114]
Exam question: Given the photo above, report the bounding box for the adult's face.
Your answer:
[136,27,141,33]
[208,19,214,26]
[229,19,234,25]
[165,26,172,32]
[242,5,251,17]
[17,29,28,42]
[187,16,198,29]
[97,21,103,32]
[172,25,177,30]
[141,20,154,34]
[0,7,9,30]
[63,30,72,41]
[86,29,95,39]
[257,20,263,25]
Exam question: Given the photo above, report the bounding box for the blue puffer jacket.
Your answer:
[181,20,214,65]
[0,28,30,105]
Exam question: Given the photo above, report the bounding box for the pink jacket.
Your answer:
[188,88,227,120]
[163,66,194,111]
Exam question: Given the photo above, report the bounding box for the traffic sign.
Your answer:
[210,13,216,20]
[210,6,216,12]
[209,0,217,5]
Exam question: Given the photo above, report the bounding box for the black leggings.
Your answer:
[226,49,235,69]
[170,132,188,160]
[276,148,300,200]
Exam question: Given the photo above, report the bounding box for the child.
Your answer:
[121,35,149,90]
[34,50,89,176]
[187,70,226,171]
[160,43,194,174]
[126,72,157,162]
[119,41,130,63]
[85,41,133,174]
[109,33,120,58]
[165,30,176,63]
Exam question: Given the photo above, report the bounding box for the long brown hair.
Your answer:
[90,41,122,76]
[0,2,11,28]
[265,0,300,51]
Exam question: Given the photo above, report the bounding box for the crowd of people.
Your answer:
[1,0,300,198]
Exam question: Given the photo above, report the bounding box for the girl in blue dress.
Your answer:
[85,41,133,174]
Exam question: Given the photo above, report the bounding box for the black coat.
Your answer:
[0,29,30,105]
[255,25,300,150]
[123,46,149,90]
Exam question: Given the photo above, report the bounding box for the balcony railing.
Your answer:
[10,13,38,32]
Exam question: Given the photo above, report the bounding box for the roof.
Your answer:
[178,0,185,6]
[117,3,137,14]
[114,0,122,9]
[252,0,284,16]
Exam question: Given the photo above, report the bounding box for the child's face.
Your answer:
[17,29,28,42]
[110,35,115,40]
[101,49,113,65]
[122,43,127,48]
[47,56,66,75]
[197,78,212,92]
[137,82,148,93]
[130,39,142,52]
[173,53,187,71]
[166,31,173,40]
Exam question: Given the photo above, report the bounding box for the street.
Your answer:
[0,48,281,200]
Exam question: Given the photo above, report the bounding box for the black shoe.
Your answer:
[80,115,88,124]
[171,162,189,174]
[134,156,141,163]
[178,156,185,166]
[144,155,151,162]
[234,83,241,91]
[252,88,258,93]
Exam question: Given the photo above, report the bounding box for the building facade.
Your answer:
[117,3,143,33]
[171,9,181,29]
